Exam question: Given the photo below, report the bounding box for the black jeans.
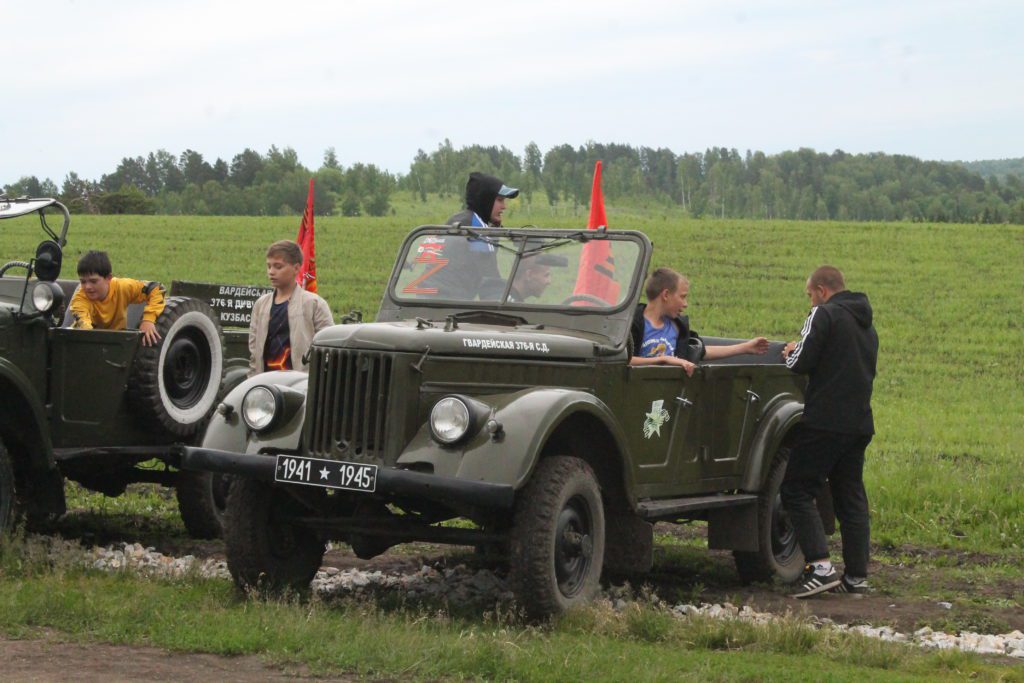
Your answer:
[780,427,872,577]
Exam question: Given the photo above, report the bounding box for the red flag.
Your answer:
[295,178,318,293]
[572,161,620,304]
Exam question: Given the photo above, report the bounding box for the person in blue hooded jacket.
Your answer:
[782,265,879,599]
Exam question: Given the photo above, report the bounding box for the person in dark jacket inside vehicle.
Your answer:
[782,265,879,599]
[629,267,768,375]
[428,172,521,298]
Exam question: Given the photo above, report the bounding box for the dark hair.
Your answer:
[644,267,688,301]
[266,240,303,266]
[77,250,112,278]
[809,265,846,292]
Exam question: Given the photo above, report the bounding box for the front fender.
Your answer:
[201,370,308,455]
[0,357,56,470]
[739,394,803,491]
[397,388,629,490]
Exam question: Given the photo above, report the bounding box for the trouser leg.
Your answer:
[829,435,872,578]
[780,430,836,564]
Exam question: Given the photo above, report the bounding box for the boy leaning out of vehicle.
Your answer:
[68,250,166,346]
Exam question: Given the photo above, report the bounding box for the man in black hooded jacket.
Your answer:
[782,265,878,598]
[427,172,520,298]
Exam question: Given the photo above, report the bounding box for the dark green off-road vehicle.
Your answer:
[182,225,827,617]
[0,197,248,539]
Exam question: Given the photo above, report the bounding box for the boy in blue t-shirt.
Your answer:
[630,268,769,375]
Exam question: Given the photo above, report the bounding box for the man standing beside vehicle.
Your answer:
[781,265,878,598]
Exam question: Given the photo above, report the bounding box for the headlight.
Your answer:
[241,385,280,432]
[30,281,62,314]
[430,397,471,444]
[31,282,55,312]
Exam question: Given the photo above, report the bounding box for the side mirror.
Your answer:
[33,240,63,282]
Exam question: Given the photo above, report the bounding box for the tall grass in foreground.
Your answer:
[1,536,1019,682]
[2,197,1021,553]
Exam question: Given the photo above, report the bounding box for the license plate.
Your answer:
[274,454,378,493]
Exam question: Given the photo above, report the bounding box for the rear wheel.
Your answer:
[509,456,605,619]
[224,477,325,592]
[733,447,805,583]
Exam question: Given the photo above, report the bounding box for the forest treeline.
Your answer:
[5,141,1024,224]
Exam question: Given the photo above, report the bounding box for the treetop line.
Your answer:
[5,142,1024,224]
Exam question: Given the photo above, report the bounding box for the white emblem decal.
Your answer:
[643,399,671,439]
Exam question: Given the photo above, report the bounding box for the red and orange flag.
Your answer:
[572,160,620,304]
[295,178,318,293]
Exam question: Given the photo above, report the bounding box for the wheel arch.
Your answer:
[739,396,804,492]
[537,408,634,514]
[0,360,56,471]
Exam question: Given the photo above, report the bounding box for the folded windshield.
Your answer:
[393,231,642,309]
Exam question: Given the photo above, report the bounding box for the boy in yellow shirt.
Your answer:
[68,250,166,346]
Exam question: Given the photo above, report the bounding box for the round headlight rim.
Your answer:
[430,396,472,445]
[31,281,56,313]
[241,384,283,432]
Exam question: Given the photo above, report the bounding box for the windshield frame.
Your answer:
[378,225,652,350]
[387,225,649,315]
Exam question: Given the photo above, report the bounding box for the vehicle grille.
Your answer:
[306,348,392,460]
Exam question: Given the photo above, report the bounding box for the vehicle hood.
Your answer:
[313,321,615,360]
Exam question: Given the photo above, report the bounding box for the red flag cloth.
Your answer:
[295,178,318,293]
[572,161,620,304]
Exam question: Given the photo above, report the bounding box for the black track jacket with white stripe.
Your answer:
[785,290,878,435]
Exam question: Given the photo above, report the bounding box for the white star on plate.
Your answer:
[319,466,330,480]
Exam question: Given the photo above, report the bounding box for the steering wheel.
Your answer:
[560,294,608,307]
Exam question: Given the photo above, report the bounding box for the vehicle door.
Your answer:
[48,327,140,447]
[619,365,704,497]
[695,364,761,487]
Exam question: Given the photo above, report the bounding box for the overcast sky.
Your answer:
[3,0,1021,185]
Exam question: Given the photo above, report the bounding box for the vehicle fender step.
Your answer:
[637,493,758,520]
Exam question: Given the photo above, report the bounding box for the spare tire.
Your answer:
[129,296,224,438]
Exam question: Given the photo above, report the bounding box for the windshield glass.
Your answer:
[393,231,642,309]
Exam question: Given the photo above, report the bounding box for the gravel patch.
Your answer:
[89,542,1024,660]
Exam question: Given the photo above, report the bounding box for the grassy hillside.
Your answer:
[2,195,1021,552]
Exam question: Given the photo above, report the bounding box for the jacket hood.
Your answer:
[830,290,873,328]
[465,172,506,226]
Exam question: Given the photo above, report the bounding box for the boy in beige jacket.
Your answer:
[248,240,333,376]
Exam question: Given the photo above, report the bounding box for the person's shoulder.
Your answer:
[446,209,472,226]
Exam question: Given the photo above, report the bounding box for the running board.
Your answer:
[637,493,758,520]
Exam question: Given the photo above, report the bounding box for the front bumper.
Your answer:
[176,446,516,510]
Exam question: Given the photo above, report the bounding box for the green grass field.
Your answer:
[5,193,1020,553]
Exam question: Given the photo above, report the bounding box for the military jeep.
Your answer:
[0,197,247,539]
[181,225,823,618]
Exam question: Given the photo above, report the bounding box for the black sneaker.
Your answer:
[791,565,840,598]
[831,575,869,595]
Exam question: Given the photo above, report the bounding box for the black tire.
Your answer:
[733,447,805,584]
[508,456,605,619]
[223,477,325,592]
[176,470,230,539]
[0,440,14,535]
[129,296,224,438]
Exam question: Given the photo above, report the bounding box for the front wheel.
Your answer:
[176,470,230,539]
[733,447,805,584]
[223,477,325,592]
[509,456,605,619]
[0,439,14,535]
